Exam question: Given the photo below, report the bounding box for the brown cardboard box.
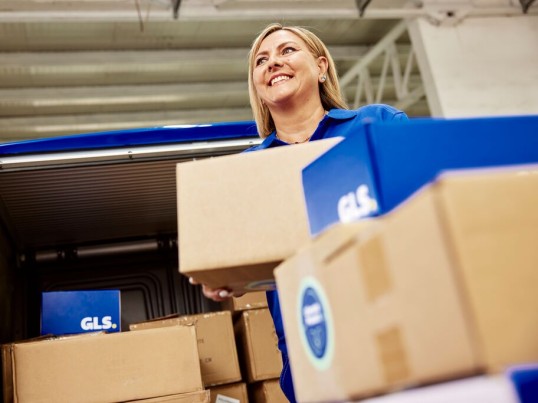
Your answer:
[130,311,241,387]
[177,138,342,293]
[209,382,248,403]
[222,292,268,313]
[132,390,210,403]
[274,166,538,402]
[249,379,287,403]
[234,308,282,383]
[2,326,203,403]
[2,334,69,402]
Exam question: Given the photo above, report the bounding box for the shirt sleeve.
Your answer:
[361,103,409,122]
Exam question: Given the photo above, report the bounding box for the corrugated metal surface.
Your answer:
[0,145,250,251]
[1,159,177,249]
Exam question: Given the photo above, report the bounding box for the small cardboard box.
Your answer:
[302,115,538,236]
[41,289,121,335]
[275,165,538,402]
[249,379,287,403]
[132,390,210,403]
[234,308,282,383]
[222,292,268,313]
[209,382,248,403]
[130,311,241,387]
[177,138,342,293]
[2,326,203,403]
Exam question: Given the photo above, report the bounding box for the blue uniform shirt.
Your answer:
[244,104,408,402]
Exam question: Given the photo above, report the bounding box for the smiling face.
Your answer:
[252,29,327,110]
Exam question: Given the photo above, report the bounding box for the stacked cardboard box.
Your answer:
[234,308,282,384]
[2,326,206,403]
[249,379,288,403]
[225,293,287,403]
[130,311,241,388]
[209,382,248,403]
[131,311,253,403]
[275,165,538,402]
[222,292,268,312]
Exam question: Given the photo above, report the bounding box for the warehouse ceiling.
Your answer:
[0,0,437,143]
[0,0,534,143]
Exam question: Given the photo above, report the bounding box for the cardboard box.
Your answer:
[249,379,287,403]
[177,138,342,292]
[234,308,282,383]
[222,292,268,313]
[2,326,203,403]
[302,115,538,235]
[41,289,121,335]
[130,311,241,387]
[132,390,210,403]
[209,382,248,403]
[275,166,538,402]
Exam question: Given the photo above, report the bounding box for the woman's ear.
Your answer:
[317,56,328,77]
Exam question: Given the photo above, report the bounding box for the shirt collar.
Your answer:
[325,108,358,120]
[258,132,282,149]
[257,108,354,148]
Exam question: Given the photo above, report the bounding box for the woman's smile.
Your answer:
[270,75,292,86]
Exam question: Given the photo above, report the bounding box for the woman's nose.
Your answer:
[267,54,283,71]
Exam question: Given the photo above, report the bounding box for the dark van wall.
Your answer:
[0,224,15,400]
[0,226,15,345]
[19,244,220,338]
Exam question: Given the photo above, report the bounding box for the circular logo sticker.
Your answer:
[297,277,334,370]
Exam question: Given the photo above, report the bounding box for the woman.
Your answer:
[191,23,408,402]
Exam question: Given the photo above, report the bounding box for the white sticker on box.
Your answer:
[297,276,334,371]
[215,394,240,403]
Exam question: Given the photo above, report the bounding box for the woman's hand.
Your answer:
[189,277,243,302]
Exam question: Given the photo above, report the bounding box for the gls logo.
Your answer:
[337,184,378,223]
[80,316,117,331]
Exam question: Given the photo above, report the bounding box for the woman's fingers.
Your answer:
[188,277,245,301]
[201,284,234,301]
[190,278,234,301]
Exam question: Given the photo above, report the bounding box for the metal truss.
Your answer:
[339,20,425,113]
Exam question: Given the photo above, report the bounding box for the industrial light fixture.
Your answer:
[520,0,536,13]
[171,0,182,18]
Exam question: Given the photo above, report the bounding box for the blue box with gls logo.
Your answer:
[302,115,538,236]
[41,290,121,335]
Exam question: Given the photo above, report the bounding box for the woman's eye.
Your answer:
[256,57,267,66]
[282,47,295,55]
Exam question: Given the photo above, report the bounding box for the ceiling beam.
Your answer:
[0,46,377,88]
[0,0,533,22]
[0,107,256,140]
[0,82,250,116]
[0,46,371,65]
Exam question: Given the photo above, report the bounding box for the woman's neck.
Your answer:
[271,102,327,144]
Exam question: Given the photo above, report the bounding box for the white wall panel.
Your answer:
[409,15,538,117]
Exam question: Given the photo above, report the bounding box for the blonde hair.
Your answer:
[248,23,348,138]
